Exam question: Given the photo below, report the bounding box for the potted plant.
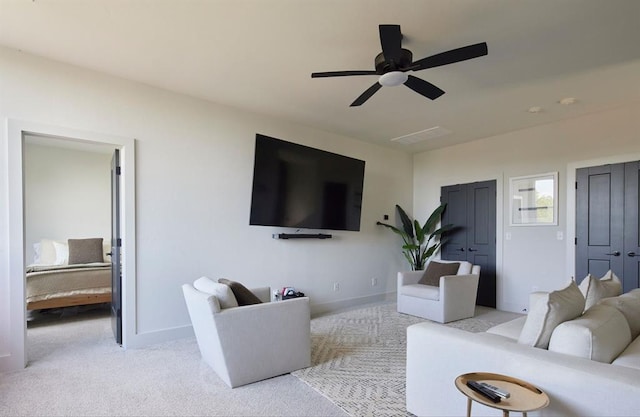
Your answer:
[377,203,453,270]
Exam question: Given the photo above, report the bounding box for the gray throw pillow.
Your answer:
[67,238,104,264]
[418,261,460,287]
[218,278,262,306]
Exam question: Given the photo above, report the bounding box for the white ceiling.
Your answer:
[1,0,639,153]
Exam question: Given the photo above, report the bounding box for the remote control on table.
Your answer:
[466,380,501,403]
[479,382,511,399]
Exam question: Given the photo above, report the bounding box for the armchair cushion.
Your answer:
[193,276,238,309]
[418,261,460,286]
[218,278,262,306]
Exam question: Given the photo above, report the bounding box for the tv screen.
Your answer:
[249,134,365,231]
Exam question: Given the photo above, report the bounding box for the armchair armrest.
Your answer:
[398,271,423,286]
[440,273,480,320]
[214,297,311,387]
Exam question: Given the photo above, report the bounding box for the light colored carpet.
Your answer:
[1,303,520,417]
[2,306,346,417]
[292,303,521,417]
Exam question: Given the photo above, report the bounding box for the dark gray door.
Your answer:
[110,149,122,344]
[441,180,497,307]
[576,161,639,292]
[624,161,640,292]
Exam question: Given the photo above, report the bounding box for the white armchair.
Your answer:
[397,260,480,323]
[182,277,311,388]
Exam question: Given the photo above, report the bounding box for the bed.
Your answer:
[26,237,112,310]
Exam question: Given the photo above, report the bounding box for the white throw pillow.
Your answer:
[33,242,41,264]
[52,241,69,265]
[549,304,631,363]
[578,270,623,310]
[599,293,640,339]
[518,280,585,349]
[38,238,58,265]
[193,276,238,309]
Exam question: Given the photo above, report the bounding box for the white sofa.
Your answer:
[406,288,640,416]
[397,260,480,323]
[182,277,311,388]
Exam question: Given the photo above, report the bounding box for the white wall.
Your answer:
[413,102,640,313]
[23,140,111,264]
[0,46,412,368]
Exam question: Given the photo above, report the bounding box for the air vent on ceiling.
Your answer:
[390,126,452,145]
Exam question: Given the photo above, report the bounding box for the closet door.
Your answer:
[441,180,496,307]
[576,161,640,292]
[624,161,640,292]
[576,164,625,281]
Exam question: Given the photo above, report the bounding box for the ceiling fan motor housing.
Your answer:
[375,49,413,73]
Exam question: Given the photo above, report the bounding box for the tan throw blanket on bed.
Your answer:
[26,263,111,301]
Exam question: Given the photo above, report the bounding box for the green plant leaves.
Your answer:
[377,203,452,270]
[395,204,415,239]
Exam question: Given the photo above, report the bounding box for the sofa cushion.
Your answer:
[400,284,440,301]
[418,261,460,286]
[193,277,238,309]
[518,281,585,348]
[218,278,262,306]
[599,293,640,339]
[548,304,631,363]
[612,336,640,370]
[578,270,623,310]
[486,316,527,341]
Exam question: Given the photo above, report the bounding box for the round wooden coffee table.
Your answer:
[455,372,549,417]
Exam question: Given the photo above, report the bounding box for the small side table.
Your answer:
[455,372,549,417]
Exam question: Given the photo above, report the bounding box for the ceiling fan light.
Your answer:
[379,71,408,87]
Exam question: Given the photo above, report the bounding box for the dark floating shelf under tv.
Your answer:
[272,233,333,240]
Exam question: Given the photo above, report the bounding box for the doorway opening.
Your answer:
[23,135,115,360]
[5,119,135,372]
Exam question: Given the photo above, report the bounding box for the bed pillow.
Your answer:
[38,238,60,265]
[68,238,104,264]
[517,280,585,349]
[53,241,69,265]
[218,278,262,306]
[578,270,623,310]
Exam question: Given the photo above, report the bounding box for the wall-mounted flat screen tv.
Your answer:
[249,134,365,232]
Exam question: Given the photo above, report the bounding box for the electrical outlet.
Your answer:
[333,282,340,291]
[371,278,378,286]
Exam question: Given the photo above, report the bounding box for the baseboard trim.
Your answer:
[310,292,396,318]
[126,325,194,349]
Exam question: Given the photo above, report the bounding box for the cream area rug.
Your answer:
[293,303,514,417]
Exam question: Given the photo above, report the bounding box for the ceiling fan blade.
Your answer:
[410,42,488,71]
[404,75,445,100]
[350,82,383,107]
[379,24,403,65]
[311,70,378,78]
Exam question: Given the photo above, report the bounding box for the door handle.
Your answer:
[605,251,621,256]
[468,248,478,252]
[628,252,638,257]
[456,247,465,252]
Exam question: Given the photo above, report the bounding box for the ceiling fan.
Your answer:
[311,24,487,107]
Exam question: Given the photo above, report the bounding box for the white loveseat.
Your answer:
[406,288,640,416]
[398,260,480,323]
